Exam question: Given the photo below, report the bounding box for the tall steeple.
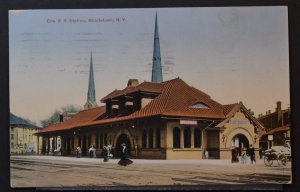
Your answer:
[151,12,163,83]
[84,51,98,109]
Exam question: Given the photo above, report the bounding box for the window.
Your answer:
[88,135,92,147]
[149,128,153,148]
[78,136,81,147]
[100,133,103,148]
[71,137,74,149]
[190,102,209,109]
[184,127,191,148]
[96,134,99,149]
[142,130,147,148]
[104,133,108,146]
[156,128,161,148]
[173,127,180,148]
[194,128,201,148]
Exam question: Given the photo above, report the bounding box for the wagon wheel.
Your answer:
[278,154,287,166]
[264,156,273,166]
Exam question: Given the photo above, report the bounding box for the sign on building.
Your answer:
[268,135,273,141]
[180,120,197,125]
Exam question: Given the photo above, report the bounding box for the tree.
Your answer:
[40,105,82,127]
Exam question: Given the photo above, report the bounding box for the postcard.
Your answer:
[9,7,291,189]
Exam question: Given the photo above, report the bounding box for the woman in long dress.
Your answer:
[118,143,133,166]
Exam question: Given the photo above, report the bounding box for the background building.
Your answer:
[10,113,42,155]
[258,101,290,149]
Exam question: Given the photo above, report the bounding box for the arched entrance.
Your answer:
[115,134,131,158]
[231,134,249,156]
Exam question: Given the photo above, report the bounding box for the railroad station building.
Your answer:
[258,101,290,149]
[36,13,265,160]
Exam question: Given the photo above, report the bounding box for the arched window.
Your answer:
[156,128,161,148]
[95,134,99,149]
[173,127,180,148]
[149,128,153,148]
[184,127,191,148]
[142,129,147,148]
[104,133,107,146]
[194,128,201,148]
[100,133,103,148]
[71,137,74,150]
[78,135,81,147]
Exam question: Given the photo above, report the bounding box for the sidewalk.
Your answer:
[11,155,268,166]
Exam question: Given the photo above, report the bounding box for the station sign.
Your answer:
[229,119,249,125]
[268,135,273,141]
[180,120,197,125]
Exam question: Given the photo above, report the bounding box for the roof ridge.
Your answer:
[160,78,177,113]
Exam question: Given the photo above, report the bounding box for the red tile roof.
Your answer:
[133,77,225,119]
[101,81,163,102]
[38,106,106,134]
[222,103,239,117]
[38,78,243,134]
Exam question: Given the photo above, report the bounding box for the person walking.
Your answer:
[118,143,133,166]
[241,152,247,164]
[88,145,94,158]
[231,147,239,163]
[103,145,109,162]
[259,147,263,159]
[205,150,209,159]
[88,145,96,158]
[248,144,256,164]
[76,146,82,158]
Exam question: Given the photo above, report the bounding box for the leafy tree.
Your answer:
[40,105,82,127]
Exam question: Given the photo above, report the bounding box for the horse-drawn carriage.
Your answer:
[264,145,291,166]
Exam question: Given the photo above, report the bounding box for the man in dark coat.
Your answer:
[231,147,239,163]
[103,146,109,162]
[248,144,256,164]
[259,147,263,159]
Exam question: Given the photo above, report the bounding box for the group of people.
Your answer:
[75,143,133,166]
[231,144,257,164]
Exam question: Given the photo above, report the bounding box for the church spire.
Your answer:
[151,12,163,83]
[84,51,98,109]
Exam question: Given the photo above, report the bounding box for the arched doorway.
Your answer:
[231,134,249,156]
[115,134,131,158]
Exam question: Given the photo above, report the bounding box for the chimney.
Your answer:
[248,109,254,116]
[127,79,139,87]
[59,114,64,122]
[277,101,283,126]
[276,101,282,113]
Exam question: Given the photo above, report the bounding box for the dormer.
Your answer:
[190,102,210,109]
[101,79,163,117]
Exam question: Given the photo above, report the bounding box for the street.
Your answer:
[10,155,291,188]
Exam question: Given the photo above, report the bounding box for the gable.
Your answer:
[217,102,265,134]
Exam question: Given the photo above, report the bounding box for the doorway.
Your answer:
[115,134,131,158]
[231,134,249,156]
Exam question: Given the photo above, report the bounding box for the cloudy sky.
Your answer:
[9,7,289,125]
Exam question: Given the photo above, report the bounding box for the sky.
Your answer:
[9,7,290,125]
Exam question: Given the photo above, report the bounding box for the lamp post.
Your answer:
[132,124,138,158]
